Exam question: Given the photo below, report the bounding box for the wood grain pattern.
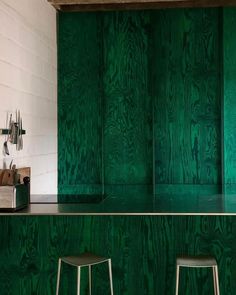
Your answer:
[58,13,103,197]
[152,9,221,187]
[0,215,236,294]
[103,11,152,185]
[223,8,236,193]
[58,9,223,197]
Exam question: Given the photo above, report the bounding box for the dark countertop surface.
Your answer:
[1,193,236,215]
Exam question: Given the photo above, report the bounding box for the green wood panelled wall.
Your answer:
[58,11,153,198]
[58,8,225,199]
[152,9,221,191]
[0,215,236,295]
[58,13,103,195]
[223,8,236,194]
[103,12,152,189]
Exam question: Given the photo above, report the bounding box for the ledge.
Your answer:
[0,194,236,215]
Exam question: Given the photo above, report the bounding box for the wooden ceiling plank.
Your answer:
[51,0,190,4]
[54,4,62,9]
[48,0,236,11]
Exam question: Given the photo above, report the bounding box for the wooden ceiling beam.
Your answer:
[53,4,62,10]
[51,0,190,4]
[48,0,236,11]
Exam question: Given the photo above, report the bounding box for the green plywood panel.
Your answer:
[0,215,236,294]
[152,9,221,187]
[58,13,103,196]
[223,8,236,193]
[58,9,222,198]
[103,11,153,186]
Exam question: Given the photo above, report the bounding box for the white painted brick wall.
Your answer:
[0,0,57,195]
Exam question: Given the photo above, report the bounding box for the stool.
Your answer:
[175,255,220,295]
[56,252,114,295]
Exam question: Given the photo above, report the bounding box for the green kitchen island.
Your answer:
[0,194,236,295]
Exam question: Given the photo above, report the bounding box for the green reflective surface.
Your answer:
[8,193,236,215]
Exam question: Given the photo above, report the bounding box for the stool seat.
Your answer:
[56,252,114,295]
[175,255,220,295]
[61,252,109,267]
[177,255,217,267]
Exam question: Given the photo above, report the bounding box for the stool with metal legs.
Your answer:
[175,255,220,295]
[56,252,114,295]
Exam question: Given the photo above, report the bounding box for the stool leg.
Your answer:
[108,259,114,295]
[213,266,220,295]
[56,258,61,295]
[175,265,180,295]
[213,266,217,294]
[77,266,81,295]
[89,265,92,295]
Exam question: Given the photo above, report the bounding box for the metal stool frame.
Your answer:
[175,256,220,295]
[56,253,114,295]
